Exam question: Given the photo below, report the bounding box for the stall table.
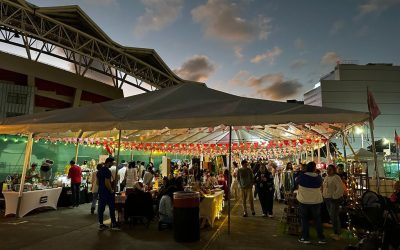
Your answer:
[199,190,224,228]
[3,187,62,217]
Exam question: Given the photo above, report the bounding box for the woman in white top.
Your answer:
[230,162,240,200]
[323,164,344,240]
[143,166,154,189]
[159,186,175,228]
[125,162,138,188]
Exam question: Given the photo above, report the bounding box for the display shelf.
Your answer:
[281,192,301,235]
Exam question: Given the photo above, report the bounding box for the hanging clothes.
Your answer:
[273,171,282,200]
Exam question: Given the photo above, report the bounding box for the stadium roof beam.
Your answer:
[0,0,200,92]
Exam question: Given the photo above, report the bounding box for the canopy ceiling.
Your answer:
[0,83,369,135]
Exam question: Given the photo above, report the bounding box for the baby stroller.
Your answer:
[346,191,400,250]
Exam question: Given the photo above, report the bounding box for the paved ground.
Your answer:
[0,200,356,250]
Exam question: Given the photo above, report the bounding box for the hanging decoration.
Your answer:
[1,134,328,159]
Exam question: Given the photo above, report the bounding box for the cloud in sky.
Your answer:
[250,46,282,64]
[294,38,305,50]
[230,70,250,85]
[248,73,302,100]
[330,20,345,35]
[134,0,184,37]
[320,52,340,65]
[358,0,400,16]
[234,46,244,60]
[83,0,117,5]
[174,55,216,82]
[231,71,302,100]
[191,0,272,43]
[290,59,307,70]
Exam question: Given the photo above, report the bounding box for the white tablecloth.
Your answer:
[199,190,224,228]
[3,187,62,217]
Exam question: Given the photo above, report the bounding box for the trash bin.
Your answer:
[173,191,200,242]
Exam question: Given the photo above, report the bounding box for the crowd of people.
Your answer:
[229,159,348,244]
[27,154,400,242]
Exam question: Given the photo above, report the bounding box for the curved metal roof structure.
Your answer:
[0,0,199,92]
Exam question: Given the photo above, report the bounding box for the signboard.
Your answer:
[39,196,48,204]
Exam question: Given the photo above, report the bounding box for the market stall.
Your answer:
[3,187,62,217]
[199,190,224,228]
[0,82,369,227]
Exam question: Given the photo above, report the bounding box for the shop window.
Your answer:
[7,92,27,104]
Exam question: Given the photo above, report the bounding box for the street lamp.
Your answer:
[355,126,364,148]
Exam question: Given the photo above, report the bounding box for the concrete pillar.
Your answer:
[72,88,82,107]
[27,75,35,114]
[27,75,35,87]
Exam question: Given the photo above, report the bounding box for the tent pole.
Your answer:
[345,136,356,156]
[326,139,331,164]
[228,125,232,235]
[74,143,80,163]
[74,130,83,163]
[16,133,33,218]
[396,138,399,181]
[341,131,347,165]
[311,148,314,161]
[115,130,122,191]
[317,145,321,164]
[368,117,380,194]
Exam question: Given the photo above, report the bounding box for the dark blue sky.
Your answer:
[28,0,400,100]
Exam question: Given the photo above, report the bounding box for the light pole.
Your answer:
[355,126,364,148]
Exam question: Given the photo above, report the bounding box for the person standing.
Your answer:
[68,160,82,207]
[26,163,39,184]
[237,159,255,217]
[323,164,344,241]
[125,162,138,188]
[296,161,326,244]
[143,166,154,190]
[40,159,53,184]
[231,162,240,200]
[255,164,274,217]
[139,162,146,180]
[97,157,119,231]
[90,164,102,214]
[117,162,128,192]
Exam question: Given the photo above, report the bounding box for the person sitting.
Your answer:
[158,186,176,230]
[124,182,154,225]
[205,173,218,188]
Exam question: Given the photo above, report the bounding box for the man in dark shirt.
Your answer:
[97,157,120,231]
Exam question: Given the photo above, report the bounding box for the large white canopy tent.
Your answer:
[0,83,368,134]
[0,83,369,221]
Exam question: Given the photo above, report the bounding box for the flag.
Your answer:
[396,130,400,145]
[367,88,381,120]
